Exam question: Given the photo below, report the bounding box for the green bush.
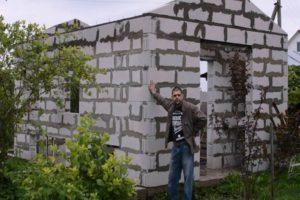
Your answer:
[1,158,30,199]
[288,65,300,105]
[4,115,135,200]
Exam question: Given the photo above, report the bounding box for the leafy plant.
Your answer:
[6,115,135,200]
[288,65,300,105]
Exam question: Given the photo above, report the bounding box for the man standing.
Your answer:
[148,81,206,200]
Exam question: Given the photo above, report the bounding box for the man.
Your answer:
[148,81,206,200]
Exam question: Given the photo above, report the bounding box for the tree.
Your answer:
[0,16,96,166]
[288,65,300,106]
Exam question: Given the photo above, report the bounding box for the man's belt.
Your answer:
[173,139,186,147]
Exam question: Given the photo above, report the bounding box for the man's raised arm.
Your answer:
[148,81,172,111]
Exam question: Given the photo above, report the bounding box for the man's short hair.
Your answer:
[172,86,183,94]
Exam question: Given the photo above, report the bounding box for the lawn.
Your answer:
[152,168,300,200]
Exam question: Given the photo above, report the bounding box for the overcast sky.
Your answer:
[0,0,299,38]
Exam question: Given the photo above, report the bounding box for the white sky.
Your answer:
[0,0,299,38]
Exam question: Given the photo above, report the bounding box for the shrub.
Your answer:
[8,115,135,200]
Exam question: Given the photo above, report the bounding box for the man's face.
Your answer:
[172,90,183,104]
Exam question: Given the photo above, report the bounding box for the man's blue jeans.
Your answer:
[168,141,194,200]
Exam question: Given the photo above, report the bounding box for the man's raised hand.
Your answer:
[148,80,157,94]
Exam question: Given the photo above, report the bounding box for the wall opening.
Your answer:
[200,61,208,92]
[199,59,212,174]
[70,84,80,113]
[200,41,252,170]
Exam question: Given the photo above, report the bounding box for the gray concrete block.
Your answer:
[99,23,115,39]
[127,169,141,185]
[112,102,130,117]
[186,22,199,36]
[272,50,287,61]
[207,91,223,102]
[212,12,232,25]
[131,70,142,84]
[177,71,200,84]
[46,101,57,111]
[143,102,167,118]
[96,41,111,54]
[159,87,172,98]
[87,59,97,68]
[225,0,243,11]
[266,91,282,101]
[266,64,282,74]
[247,31,264,45]
[159,54,183,67]
[272,77,287,87]
[115,55,126,68]
[130,102,142,116]
[121,135,140,151]
[112,70,130,85]
[63,112,77,125]
[148,35,175,50]
[59,127,72,137]
[253,103,270,114]
[142,171,169,187]
[178,40,200,52]
[252,76,269,87]
[96,71,111,84]
[98,87,114,99]
[253,62,264,73]
[189,8,209,22]
[142,137,165,153]
[83,88,97,99]
[129,16,152,33]
[266,34,282,48]
[159,18,183,34]
[256,130,270,141]
[253,48,269,59]
[47,126,59,134]
[16,134,26,143]
[213,76,231,87]
[227,28,245,44]
[39,113,50,122]
[128,119,156,136]
[186,87,201,100]
[158,152,171,167]
[203,0,223,6]
[204,25,225,42]
[128,86,152,101]
[129,52,151,67]
[271,103,287,114]
[113,39,130,52]
[207,156,222,169]
[129,153,156,170]
[79,101,94,114]
[95,102,111,115]
[81,46,94,56]
[254,18,270,31]
[132,38,142,50]
[148,69,175,83]
[99,56,114,69]
[234,14,251,28]
[107,133,120,147]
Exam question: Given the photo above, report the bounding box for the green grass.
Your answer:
[151,169,300,200]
